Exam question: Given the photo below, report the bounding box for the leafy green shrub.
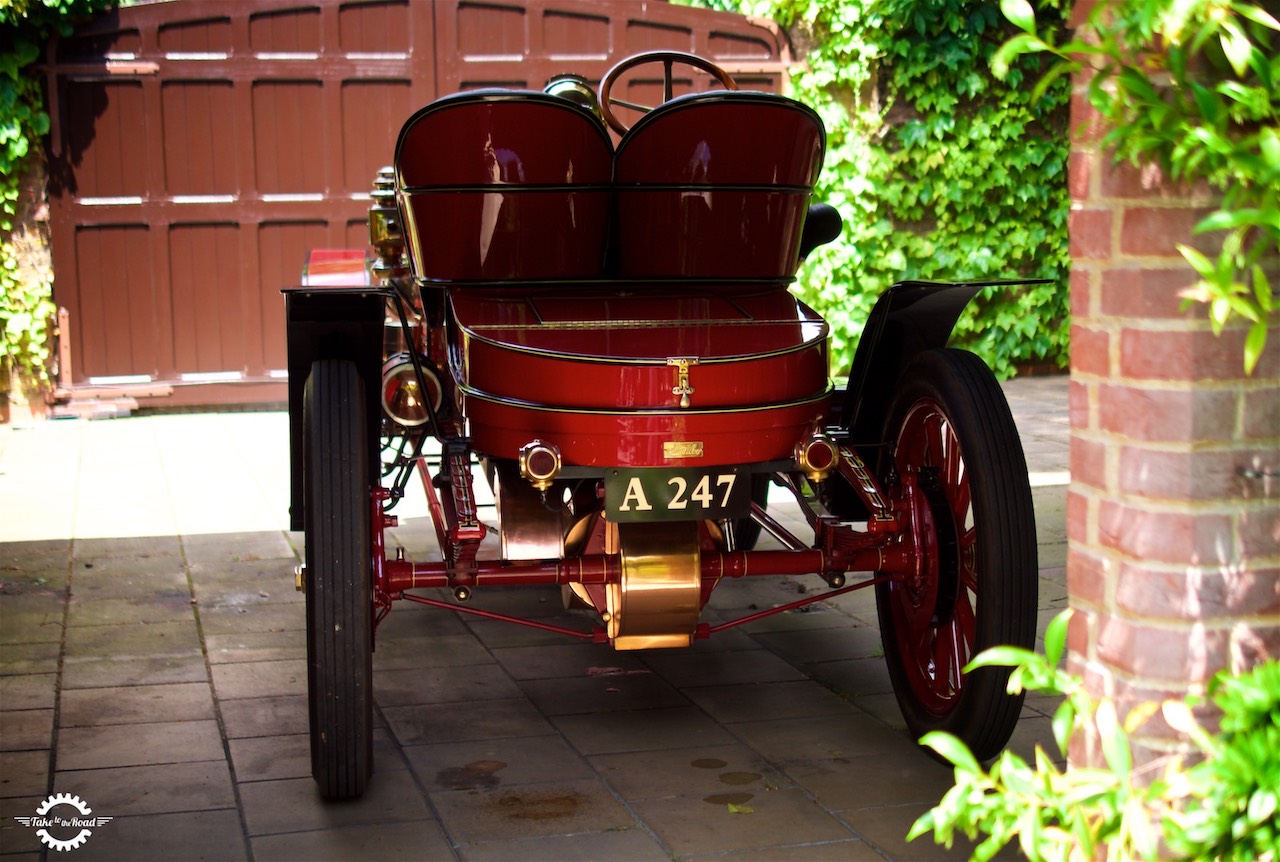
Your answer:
[678,0,1072,378]
[1,248,55,385]
[995,0,1279,374]
[1162,660,1280,860]
[909,610,1280,862]
[2,0,118,385]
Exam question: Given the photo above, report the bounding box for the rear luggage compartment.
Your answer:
[449,285,831,466]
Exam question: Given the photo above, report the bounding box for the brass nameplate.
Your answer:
[663,441,704,459]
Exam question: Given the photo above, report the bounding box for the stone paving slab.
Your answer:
[0,376,1069,860]
[251,820,453,862]
[430,777,638,845]
[75,809,249,862]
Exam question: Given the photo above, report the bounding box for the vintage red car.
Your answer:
[285,51,1038,800]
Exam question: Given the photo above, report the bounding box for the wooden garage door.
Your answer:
[45,0,790,406]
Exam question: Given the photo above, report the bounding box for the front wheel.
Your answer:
[304,359,374,799]
[877,349,1037,761]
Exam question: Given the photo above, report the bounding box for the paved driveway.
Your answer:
[0,376,1068,860]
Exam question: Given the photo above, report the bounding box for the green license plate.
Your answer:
[604,467,750,523]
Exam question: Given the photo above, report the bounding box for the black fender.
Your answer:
[838,279,1051,445]
[285,286,387,532]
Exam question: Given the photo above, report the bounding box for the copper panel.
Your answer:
[494,462,568,560]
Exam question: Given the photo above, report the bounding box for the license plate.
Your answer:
[605,467,750,523]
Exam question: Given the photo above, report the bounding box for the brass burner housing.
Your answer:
[606,521,701,650]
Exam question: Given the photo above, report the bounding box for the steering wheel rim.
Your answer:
[598,50,738,135]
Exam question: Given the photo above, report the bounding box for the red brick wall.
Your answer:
[1065,57,1280,763]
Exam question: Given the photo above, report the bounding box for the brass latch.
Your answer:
[667,357,698,408]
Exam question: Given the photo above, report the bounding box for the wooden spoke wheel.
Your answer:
[877,348,1037,760]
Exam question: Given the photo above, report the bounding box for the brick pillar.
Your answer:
[1065,60,1280,763]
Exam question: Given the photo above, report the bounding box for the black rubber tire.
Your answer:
[304,359,374,799]
[875,348,1037,761]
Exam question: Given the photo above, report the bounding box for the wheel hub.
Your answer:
[916,466,960,626]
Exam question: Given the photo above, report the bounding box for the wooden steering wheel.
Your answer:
[598,50,738,135]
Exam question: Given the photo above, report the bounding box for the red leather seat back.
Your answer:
[395,92,613,281]
[613,92,825,280]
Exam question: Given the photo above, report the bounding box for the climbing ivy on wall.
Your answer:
[678,0,1072,378]
[2,0,119,384]
[997,0,1279,374]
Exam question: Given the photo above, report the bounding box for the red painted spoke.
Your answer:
[938,425,970,525]
[907,622,936,679]
[940,419,960,484]
[959,527,979,590]
[923,415,945,471]
[949,475,971,527]
[904,607,930,653]
[954,590,976,656]
[949,622,967,691]
[932,625,961,696]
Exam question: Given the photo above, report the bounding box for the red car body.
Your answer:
[285,52,1040,800]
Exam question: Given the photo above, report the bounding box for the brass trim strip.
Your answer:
[403,183,812,194]
[461,325,828,366]
[470,317,816,329]
[458,383,832,416]
[401,183,614,193]
[615,182,814,194]
[424,276,793,288]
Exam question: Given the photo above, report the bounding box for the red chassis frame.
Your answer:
[370,438,917,639]
[285,269,1016,692]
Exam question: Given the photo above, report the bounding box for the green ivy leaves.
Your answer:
[2,0,119,383]
[1,247,55,377]
[911,610,1280,862]
[994,0,1280,374]
[1000,0,1035,36]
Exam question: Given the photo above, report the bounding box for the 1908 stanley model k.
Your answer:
[285,51,1038,799]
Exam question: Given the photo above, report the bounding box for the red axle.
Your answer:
[378,544,913,593]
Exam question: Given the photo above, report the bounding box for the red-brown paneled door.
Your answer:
[45,0,787,406]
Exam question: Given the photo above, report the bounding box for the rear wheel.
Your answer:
[304,359,373,799]
[877,348,1036,760]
